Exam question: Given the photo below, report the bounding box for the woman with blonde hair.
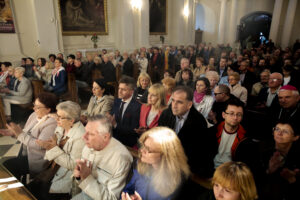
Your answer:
[122,127,190,200]
[135,83,166,134]
[134,72,152,102]
[213,161,258,200]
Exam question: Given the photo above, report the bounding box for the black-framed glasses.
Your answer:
[224,112,243,118]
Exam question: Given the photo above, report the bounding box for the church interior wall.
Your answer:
[0,0,299,64]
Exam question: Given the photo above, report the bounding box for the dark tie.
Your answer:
[14,80,20,91]
[118,101,125,122]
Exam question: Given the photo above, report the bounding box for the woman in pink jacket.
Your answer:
[135,83,167,135]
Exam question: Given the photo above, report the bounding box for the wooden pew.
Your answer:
[60,73,78,103]
[0,96,7,128]
[116,64,122,82]
[91,69,103,83]
[107,81,118,98]
[31,80,44,100]
[133,62,140,81]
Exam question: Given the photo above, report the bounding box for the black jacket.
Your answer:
[158,106,216,177]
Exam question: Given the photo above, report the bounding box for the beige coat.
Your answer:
[193,66,207,80]
[72,138,133,200]
[17,112,57,177]
[229,84,248,104]
[85,95,114,117]
[44,121,86,194]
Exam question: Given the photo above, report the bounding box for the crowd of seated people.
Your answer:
[0,40,300,199]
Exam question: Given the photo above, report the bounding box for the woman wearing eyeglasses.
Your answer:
[0,92,58,180]
[260,120,300,200]
[34,101,85,199]
[122,127,190,200]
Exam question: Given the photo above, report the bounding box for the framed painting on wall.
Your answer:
[149,0,167,35]
[0,0,15,33]
[58,0,108,35]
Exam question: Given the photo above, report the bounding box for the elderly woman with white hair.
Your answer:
[1,66,33,120]
[35,101,85,199]
[205,70,220,97]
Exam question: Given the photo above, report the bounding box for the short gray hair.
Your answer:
[56,101,81,121]
[88,115,112,136]
[15,67,25,74]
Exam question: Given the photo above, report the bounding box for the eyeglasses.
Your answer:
[33,103,46,110]
[214,92,223,96]
[57,115,71,120]
[273,127,293,135]
[224,112,243,118]
[138,142,160,154]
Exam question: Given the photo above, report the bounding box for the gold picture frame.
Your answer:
[0,0,16,33]
[58,0,108,35]
[149,0,167,35]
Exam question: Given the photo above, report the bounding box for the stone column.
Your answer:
[218,0,227,44]
[137,0,150,47]
[116,0,135,51]
[269,0,283,44]
[228,0,237,45]
[281,0,298,48]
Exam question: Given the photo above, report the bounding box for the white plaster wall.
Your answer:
[196,0,274,46]
[1,0,299,64]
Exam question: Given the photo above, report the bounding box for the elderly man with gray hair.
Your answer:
[72,115,133,200]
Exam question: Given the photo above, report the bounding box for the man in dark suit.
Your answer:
[121,52,134,77]
[239,60,257,94]
[101,54,116,83]
[108,76,141,147]
[216,57,228,78]
[150,47,162,83]
[158,86,216,177]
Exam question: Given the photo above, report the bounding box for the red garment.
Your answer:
[5,75,10,85]
[166,93,171,104]
[66,63,75,73]
[216,121,246,158]
[152,54,158,66]
[139,104,163,129]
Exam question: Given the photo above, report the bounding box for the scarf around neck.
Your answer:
[194,91,206,103]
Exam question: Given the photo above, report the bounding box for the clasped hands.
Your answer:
[36,135,57,150]
[121,191,142,200]
[0,122,23,137]
[268,151,299,183]
[73,159,92,181]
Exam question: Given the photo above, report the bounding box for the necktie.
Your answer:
[14,80,20,91]
[119,101,125,122]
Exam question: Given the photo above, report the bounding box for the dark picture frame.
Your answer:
[58,0,108,35]
[149,0,167,35]
[0,0,15,33]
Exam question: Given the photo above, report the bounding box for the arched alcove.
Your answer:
[238,11,272,48]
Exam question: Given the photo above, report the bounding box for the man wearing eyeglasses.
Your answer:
[213,99,259,172]
[257,72,283,108]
